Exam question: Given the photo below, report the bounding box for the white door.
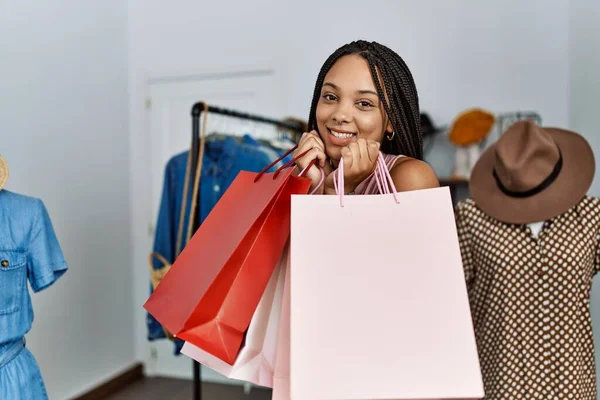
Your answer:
[145,67,285,386]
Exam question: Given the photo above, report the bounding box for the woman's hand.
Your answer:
[325,139,380,194]
[293,130,329,191]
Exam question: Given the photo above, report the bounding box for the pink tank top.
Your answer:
[354,153,406,194]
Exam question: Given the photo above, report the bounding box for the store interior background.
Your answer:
[1,0,599,398]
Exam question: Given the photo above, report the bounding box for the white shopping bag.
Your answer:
[181,243,288,388]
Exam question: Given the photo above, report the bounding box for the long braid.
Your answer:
[307,40,423,160]
[307,45,355,131]
[380,45,423,157]
[364,54,404,154]
[366,52,409,155]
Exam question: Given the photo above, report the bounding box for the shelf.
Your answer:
[439,178,470,186]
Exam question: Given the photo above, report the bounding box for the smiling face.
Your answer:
[315,54,393,162]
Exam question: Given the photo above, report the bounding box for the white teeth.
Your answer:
[330,130,355,139]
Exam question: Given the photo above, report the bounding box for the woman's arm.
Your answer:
[389,158,440,192]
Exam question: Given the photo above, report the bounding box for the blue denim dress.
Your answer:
[0,190,68,399]
[147,135,293,354]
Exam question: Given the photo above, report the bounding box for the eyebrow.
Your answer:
[323,82,378,97]
[358,89,379,96]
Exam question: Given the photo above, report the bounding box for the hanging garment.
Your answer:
[147,135,280,354]
[241,134,293,170]
[0,190,68,400]
[455,196,600,400]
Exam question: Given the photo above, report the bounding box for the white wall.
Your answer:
[0,0,590,396]
[0,1,133,399]
[128,0,571,380]
[570,0,600,195]
[284,0,571,177]
[285,0,570,127]
[569,0,600,393]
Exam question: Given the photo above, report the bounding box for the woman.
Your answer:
[294,40,439,194]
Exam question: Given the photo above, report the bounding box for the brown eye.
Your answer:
[357,100,374,108]
[322,94,337,101]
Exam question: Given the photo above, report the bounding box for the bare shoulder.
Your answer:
[390,157,440,192]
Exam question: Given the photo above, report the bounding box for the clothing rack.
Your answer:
[480,111,542,149]
[188,102,304,400]
[495,111,542,136]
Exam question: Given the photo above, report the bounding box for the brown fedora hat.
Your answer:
[470,120,595,224]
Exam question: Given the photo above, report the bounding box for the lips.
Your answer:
[327,128,357,146]
[330,129,355,139]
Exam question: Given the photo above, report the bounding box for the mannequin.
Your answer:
[527,221,544,237]
[0,156,68,399]
[455,121,598,400]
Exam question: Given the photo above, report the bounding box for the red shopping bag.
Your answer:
[144,148,316,364]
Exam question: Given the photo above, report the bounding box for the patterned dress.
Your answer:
[455,196,600,399]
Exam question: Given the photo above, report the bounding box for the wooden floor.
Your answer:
[104,378,273,400]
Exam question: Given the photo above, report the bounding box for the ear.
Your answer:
[385,119,393,134]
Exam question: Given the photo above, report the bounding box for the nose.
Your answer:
[331,102,352,125]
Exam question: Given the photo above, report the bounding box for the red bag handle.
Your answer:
[254,144,298,182]
[253,144,324,193]
[271,149,324,194]
[273,149,314,179]
[254,145,319,182]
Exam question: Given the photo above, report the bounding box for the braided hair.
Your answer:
[307,40,423,159]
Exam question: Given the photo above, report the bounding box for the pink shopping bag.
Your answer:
[289,154,484,400]
[180,241,289,388]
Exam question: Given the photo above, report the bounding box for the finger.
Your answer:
[367,140,380,163]
[299,131,318,147]
[295,139,314,162]
[299,132,321,147]
[299,148,327,169]
[307,136,325,151]
[296,135,324,156]
[341,146,353,170]
[306,130,320,143]
[305,138,326,166]
[294,131,326,168]
[309,131,326,148]
[348,141,361,165]
[293,144,306,160]
[299,131,311,144]
[358,139,370,164]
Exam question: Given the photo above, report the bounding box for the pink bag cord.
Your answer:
[333,152,400,207]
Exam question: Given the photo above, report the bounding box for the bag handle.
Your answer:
[177,102,209,254]
[254,144,324,195]
[273,148,324,194]
[254,144,298,182]
[254,145,318,181]
[147,252,178,341]
[333,152,400,207]
[148,251,171,269]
